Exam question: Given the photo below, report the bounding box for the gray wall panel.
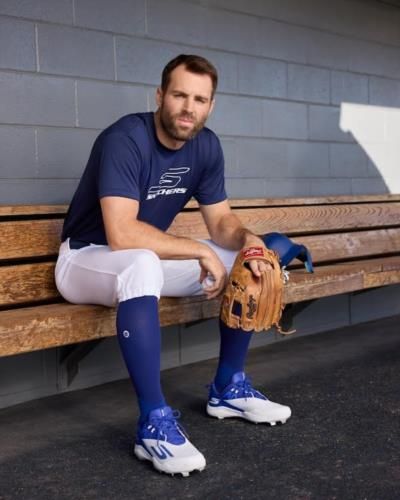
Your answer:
[238,56,287,99]
[0,126,37,178]
[0,72,76,126]
[0,17,36,71]
[76,81,148,129]
[0,0,73,24]
[331,71,369,106]
[38,24,115,79]
[36,128,99,178]
[74,0,146,36]
[288,64,330,104]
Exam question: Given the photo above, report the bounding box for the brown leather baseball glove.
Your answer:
[220,246,288,333]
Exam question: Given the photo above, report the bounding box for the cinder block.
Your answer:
[225,178,266,198]
[259,18,308,64]
[77,80,148,129]
[0,17,35,71]
[351,285,400,324]
[193,48,239,94]
[310,178,352,196]
[212,0,400,49]
[147,0,207,46]
[287,142,330,177]
[0,179,79,204]
[207,94,262,137]
[369,76,400,108]
[309,105,353,142]
[349,39,400,81]
[0,0,73,24]
[288,64,330,104]
[205,7,261,56]
[116,37,184,85]
[331,71,368,105]
[236,138,287,178]
[0,72,75,126]
[38,24,114,80]
[238,55,286,98]
[330,144,369,178]
[306,31,351,71]
[37,128,99,178]
[264,179,310,197]
[220,138,238,177]
[351,178,389,195]
[0,126,36,178]
[75,0,145,35]
[262,100,308,140]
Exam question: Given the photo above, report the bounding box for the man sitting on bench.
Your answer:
[55,54,291,477]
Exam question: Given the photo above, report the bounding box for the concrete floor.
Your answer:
[0,315,399,500]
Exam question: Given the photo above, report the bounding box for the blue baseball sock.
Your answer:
[213,319,253,393]
[116,296,166,424]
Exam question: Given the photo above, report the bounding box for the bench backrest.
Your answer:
[1,195,400,310]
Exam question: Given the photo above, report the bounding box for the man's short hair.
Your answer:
[161,54,218,99]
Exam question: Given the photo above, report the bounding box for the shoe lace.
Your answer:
[148,410,188,445]
[231,378,267,401]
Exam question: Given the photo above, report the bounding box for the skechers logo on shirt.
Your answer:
[146,166,190,200]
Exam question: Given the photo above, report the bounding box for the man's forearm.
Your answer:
[107,218,208,260]
[212,213,264,250]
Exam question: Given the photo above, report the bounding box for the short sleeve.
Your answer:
[194,137,227,205]
[97,133,142,201]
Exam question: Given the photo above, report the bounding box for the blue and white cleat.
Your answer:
[134,406,206,477]
[207,372,291,425]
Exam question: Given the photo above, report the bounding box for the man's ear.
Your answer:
[156,87,163,107]
[208,98,215,117]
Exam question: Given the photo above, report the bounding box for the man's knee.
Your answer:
[117,249,164,301]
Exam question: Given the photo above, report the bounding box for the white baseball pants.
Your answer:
[55,238,237,306]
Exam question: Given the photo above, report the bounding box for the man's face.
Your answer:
[156,65,214,144]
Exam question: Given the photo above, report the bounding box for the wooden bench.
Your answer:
[1,194,400,379]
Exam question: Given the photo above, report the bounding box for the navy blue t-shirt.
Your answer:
[61,112,227,244]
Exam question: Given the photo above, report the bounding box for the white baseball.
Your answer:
[202,275,216,290]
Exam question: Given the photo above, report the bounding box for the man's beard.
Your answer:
[159,105,207,142]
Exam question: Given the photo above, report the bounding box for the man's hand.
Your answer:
[198,246,227,299]
[243,233,272,277]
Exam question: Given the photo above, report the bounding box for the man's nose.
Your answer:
[183,97,194,113]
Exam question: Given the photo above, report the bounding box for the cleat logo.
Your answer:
[209,398,220,405]
[151,444,174,460]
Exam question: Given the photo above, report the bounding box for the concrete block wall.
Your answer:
[1,0,400,408]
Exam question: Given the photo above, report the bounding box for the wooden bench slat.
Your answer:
[2,227,400,307]
[3,202,400,260]
[2,256,400,356]
[0,262,57,306]
[169,203,400,239]
[296,228,400,263]
[0,219,62,260]
[2,194,400,216]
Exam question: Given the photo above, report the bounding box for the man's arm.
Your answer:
[200,199,269,276]
[100,196,227,298]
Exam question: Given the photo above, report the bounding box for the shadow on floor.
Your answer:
[0,315,399,500]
